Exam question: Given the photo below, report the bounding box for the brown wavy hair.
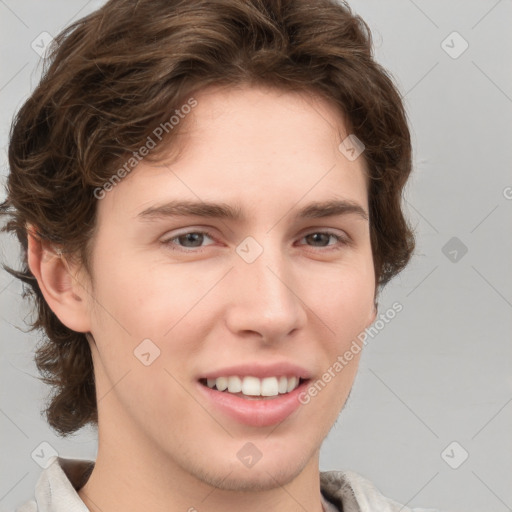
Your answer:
[0,0,415,436]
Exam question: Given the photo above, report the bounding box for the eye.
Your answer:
[162,231,215,250]
[299,231,348,248]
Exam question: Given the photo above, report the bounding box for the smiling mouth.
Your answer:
[199,375,307,399]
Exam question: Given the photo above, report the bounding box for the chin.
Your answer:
[185,448,313,492]
[201,464,305,492]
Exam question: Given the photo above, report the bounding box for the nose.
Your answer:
[224,244,308,343]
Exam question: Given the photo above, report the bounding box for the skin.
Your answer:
[28,84,377,512]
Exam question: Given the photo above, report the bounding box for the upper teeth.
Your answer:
[206,376,300,397]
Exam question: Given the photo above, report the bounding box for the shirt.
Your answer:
[15,457,440,512]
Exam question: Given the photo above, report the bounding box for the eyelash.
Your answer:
[161,230,350,253]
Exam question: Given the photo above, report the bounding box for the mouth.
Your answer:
[197,371,311,427]
[199,375,307,400]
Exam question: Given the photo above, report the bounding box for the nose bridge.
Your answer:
[227,238,306,337]
[253,248,292,308]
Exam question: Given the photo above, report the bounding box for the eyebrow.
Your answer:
[298,199,368,221]
[137,199,368,222]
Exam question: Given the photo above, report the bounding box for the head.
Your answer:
[1,0,414,490]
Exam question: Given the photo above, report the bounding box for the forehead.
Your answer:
[180,83,354,161]
[99,84,369,221]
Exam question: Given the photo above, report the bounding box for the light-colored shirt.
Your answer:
[14,457,440,512]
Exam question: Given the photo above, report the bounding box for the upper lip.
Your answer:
[199,362,312,380]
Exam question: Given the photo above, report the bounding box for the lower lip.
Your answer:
[197,381,308,427]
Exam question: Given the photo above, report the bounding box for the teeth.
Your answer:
[261,377,279,397]
[216,376,228,391]
[278,376,288,394]
[205,375,302,397]
[242,376,260,396]
[286,376,298,393]
[227,376,242,393]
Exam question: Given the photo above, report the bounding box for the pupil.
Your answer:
[308,233,329,246]
[180,233,203,247]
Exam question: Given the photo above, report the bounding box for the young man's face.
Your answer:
[78,85,376,490]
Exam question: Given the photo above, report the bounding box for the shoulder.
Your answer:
[320,470,441,512]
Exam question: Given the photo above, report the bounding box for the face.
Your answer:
[79,85,376,491]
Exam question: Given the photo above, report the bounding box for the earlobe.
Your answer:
[26,226,91,333]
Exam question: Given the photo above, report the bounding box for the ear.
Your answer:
[26,226,92,333]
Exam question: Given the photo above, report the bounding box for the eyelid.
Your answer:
[160,226,352,254]
[297,223,351,240]
[296,229,351,248]
[160,228,217,250]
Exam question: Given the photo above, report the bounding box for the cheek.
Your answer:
[302,259,375,340]
[300,268,372,413]
[88,249,220,360]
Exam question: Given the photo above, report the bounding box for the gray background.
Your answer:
[1,1,511,511]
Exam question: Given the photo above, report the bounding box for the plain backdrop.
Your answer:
[1,1,511,511]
